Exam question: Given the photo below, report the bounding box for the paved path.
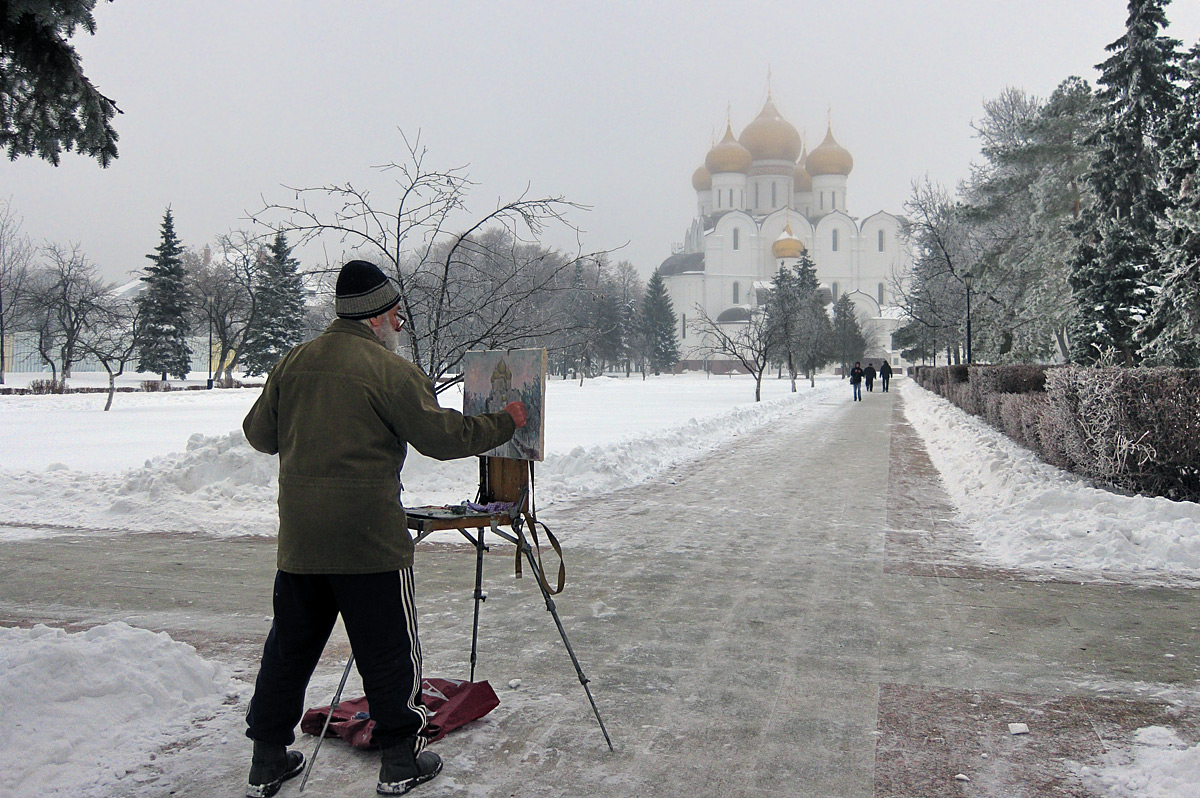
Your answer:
[2,382,1198,797]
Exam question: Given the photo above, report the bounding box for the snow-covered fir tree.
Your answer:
[1140,41,1200,366]
[136,208,192,380]
[642,270,679,376]
[1069,0,1181,364]
[240,232,307,376]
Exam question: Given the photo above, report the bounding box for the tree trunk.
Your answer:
[104,371,116,411]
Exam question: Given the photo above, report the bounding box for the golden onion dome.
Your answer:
[739,96,802,162]
[806,124,854,176]
[692,164,712,191]
[793,149,813,191]
[772,223,805,259]
[705,123,752,174]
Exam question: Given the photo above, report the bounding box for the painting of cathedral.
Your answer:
[660,91,913,371]
[462,349,546,461]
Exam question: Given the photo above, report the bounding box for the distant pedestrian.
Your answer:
[880,360,893,392]
[849,361,864,402]
[864,363,876,392]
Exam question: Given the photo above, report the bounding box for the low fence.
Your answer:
[910,364,1200,503]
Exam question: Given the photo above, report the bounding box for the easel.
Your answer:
[405,455,614,751]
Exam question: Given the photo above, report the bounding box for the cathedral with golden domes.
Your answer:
[659,92,911,371]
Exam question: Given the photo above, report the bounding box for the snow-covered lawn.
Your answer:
[2,372,1198,795]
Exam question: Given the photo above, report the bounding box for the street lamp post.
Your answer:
[962,272,974,364]
[206,300,214,390]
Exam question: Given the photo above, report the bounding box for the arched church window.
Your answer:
[732,282,740,304]
[729,189,733,208]
[878,283,886,305]
[878,230,885,252]
[682,313,687,339]
[832,282,839,301]
[820,192,824,210]
[832,229,839,252]
[732,228,740,250]
[832,191,836,208]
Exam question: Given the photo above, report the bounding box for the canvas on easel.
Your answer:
[462,349,546,461]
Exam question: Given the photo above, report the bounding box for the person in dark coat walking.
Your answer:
[849,361,864,402]
[879,360,893,392]
[864,363,877,392]
[241,260,527,798]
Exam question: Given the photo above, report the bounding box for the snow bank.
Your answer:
[1078,726,1200,797]
[0,622,240,797]
[900,381,1200,582]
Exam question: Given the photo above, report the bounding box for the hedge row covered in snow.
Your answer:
[911,365,1200,502]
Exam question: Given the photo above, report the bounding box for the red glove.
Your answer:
[505,401,527,428]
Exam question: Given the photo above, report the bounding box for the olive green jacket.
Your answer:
[243,319,516,574]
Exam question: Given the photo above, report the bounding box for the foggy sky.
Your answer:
[6,0,1200,285]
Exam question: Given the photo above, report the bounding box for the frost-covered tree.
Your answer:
[1,0,120,166]
[239,231,306,375]
[831,294,868,375]
[1140,41,1200,365]
[961,78,1095,361]
[641,270,678,376]
[1069,0,1181,364]
[136,208,192,380]
[895,179,974,363]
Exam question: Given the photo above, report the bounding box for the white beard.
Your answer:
[374,323,401,352]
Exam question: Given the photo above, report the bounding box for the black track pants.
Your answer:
[245,569,428,751]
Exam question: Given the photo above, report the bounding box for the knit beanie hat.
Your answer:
[335,260,401,320]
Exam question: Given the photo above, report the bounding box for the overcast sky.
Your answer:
[6,1,1200,284]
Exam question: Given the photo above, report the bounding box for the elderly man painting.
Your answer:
[241,259,526,797]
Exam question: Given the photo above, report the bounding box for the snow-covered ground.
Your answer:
[1,372,1198,795]
[902,383,1200,584]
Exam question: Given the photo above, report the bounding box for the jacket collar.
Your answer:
[326,317,387,347]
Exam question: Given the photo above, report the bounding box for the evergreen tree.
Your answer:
[1069,0,1181,364]
[1140,41,1200,365]
[240,231,307,376]
[765,253,820,391]
[794,292,834,387]
[641,270,679,375]
[1,1,121,166]
[136,208,192,380]
[831,294,868,375]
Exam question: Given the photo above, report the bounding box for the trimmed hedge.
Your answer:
[913,363,1200,503]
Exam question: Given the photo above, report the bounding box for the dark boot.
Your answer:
[377,737,442,795]
[246,740,304,798]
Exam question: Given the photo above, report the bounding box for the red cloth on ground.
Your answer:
[300,678,500,749]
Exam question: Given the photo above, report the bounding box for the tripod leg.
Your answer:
[469,526,488,682]
[515,524,614,751]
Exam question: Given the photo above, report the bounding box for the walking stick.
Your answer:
[299,653,355,791]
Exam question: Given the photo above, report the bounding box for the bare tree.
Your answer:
[689,304,778,402]
[254,132,606,392]
[27,243,110,381]
[77,291,142,410]
[894,178,977,364]
[0,199,35,384]
[185,233,267,385]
